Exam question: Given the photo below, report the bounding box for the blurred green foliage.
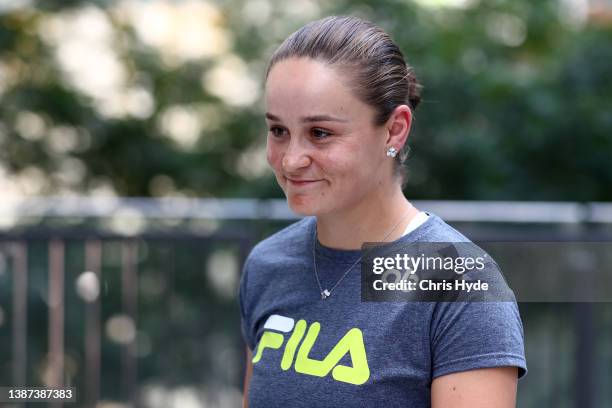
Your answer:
[0,0,611,201]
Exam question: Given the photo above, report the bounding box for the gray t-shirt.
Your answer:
[239,213,527,407]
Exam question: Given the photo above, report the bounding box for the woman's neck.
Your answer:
[315,187,419,250]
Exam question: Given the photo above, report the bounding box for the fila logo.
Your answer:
[252,314,370,385]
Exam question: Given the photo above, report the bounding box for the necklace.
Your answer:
[312,211,414,300]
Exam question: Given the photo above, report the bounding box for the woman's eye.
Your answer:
[312,128,332,139]
[268,126,287,137]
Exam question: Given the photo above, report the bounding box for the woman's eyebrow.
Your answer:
[265,112,348,123]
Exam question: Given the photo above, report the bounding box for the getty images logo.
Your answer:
[252,314,370,385]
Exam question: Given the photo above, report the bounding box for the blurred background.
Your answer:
[0,0,611,407]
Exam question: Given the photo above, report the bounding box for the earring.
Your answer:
[386,146,398,158]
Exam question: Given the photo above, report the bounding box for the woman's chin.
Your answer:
[286,194,322,216]
[287,202,317,216]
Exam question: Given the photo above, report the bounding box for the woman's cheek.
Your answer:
[324,153,350,176]
[266,144,282,171]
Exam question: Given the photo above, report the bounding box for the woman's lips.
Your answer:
[286,177,322,188]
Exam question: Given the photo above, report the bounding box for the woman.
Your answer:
[239,15,527,407]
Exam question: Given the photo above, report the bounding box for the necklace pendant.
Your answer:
[321,289,331,300]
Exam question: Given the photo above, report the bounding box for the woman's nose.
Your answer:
[282,140,311,172]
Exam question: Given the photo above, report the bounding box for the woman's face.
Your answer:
[265,57,391,216]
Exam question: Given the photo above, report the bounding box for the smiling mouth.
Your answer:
[285,177,322,187]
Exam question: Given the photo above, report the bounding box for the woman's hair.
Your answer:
[265,15,422,186]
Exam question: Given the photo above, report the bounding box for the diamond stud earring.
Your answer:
[386,146,398,157]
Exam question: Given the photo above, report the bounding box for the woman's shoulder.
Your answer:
[246,216,314,265]
[416,212,472,243]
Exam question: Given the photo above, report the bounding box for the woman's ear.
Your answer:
[385,105,412,148]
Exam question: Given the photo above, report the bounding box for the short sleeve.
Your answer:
[430,300,528,380]
[238,256,256,351]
